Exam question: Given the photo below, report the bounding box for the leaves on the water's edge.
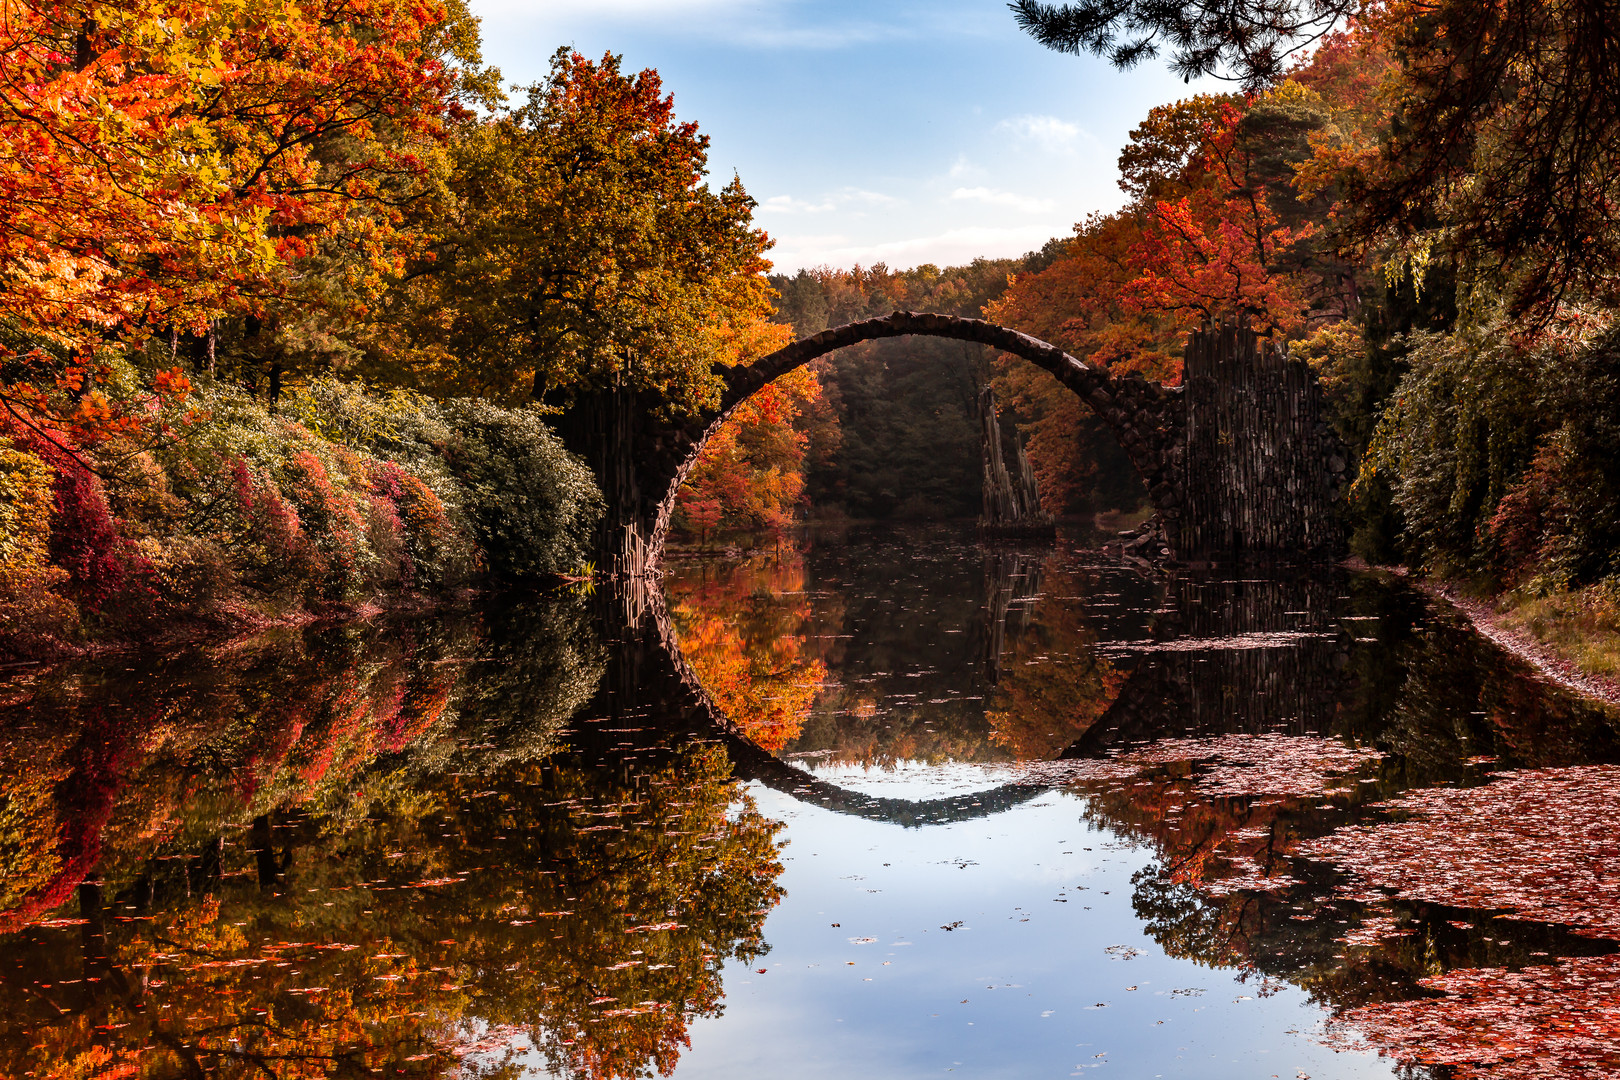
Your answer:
[1329,954,1620,1078]
[1299,766,1620,941]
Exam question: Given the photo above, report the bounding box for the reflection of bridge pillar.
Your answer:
[1065,573,1354,755]
[980,551,1045,685]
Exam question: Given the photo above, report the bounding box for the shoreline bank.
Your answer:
[1423,583,1620,711]
[0,587,491,667]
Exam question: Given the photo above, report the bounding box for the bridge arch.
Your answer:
[647,311,1188,565]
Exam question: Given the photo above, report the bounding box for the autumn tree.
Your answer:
[1016,0,1620,322]
[673,366,822,546]
[373,50,778,559]
[390,50,774,409]
[983,217,1162,515]
[987,69,1373,516]
[666,315,819,547]
[0,0,487,434]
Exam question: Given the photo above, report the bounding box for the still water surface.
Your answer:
[3,525,1619,1077]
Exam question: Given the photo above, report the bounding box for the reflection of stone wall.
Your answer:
[1161,573,1345,639]
[1069,573,1353,753]
[979,550,1045,685]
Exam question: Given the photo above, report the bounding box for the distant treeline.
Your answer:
[763,257,1144,524]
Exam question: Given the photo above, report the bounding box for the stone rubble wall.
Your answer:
[1177,321,1350,561]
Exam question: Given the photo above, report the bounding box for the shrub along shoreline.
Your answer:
[0,378,603,660]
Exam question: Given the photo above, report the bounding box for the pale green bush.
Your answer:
[439,399,603,579]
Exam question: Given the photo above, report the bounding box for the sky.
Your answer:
[466,0,1217,274]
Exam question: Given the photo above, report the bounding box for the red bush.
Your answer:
[0,417,148,612]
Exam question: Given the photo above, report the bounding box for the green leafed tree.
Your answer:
[387,48,776,411]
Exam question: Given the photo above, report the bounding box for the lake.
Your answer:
[3,523,1618,1077]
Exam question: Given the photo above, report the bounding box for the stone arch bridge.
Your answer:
[557,312,1350,574]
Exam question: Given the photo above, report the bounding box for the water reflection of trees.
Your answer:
[981,553,1129,759]
[664,540,1145,767]
[0,600,603,924]
[0,598,786,1079]
[665,555,830,752]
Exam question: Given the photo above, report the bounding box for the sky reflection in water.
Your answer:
[4,524,1620,1076]
[676,786,1393,1080]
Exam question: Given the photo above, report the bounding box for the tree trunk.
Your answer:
[183,324,216,377]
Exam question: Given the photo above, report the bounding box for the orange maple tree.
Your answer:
[673,355,822,546]
[0,0,477,438]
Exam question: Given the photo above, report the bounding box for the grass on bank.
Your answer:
[1496,580,1620,684]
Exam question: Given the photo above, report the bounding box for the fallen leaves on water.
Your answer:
[1333,953,1620,1078]
[1201,853,1299,897]
[1008,734,1383,799]
[1336,915,1417,947]
[1298,765,1620,941]
[1124,736,1383,799]
[1008,736,1381,899]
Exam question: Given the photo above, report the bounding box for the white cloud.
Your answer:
[758,187,902,215]
[841,188,901,208]
[491,0,907,49]
[947,154,985,180]
[994,114,1094,154]
[761,195,837,214]
[950,186,1055,213]
[769,224,1065,273]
